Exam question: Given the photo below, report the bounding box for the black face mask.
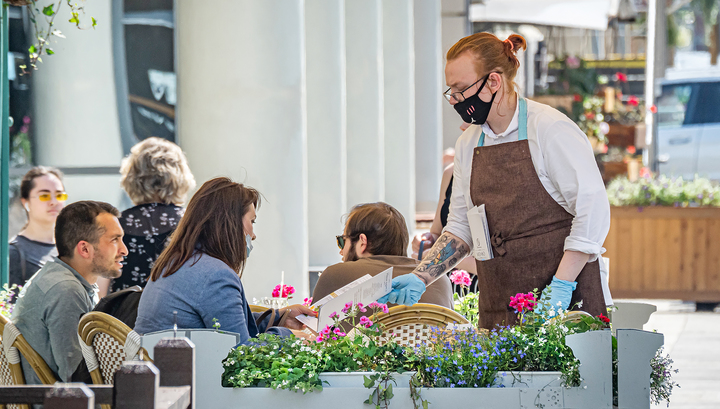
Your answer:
[453,75,496,125]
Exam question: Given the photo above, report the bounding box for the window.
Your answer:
[689,82,720,125]
[657,84,692,127]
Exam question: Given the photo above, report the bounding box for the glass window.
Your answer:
[123,0,175,141]
[657,84,692,127]
[689,82,720,125]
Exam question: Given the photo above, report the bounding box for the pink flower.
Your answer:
[616,72,628,82]
[509,292,537,314]
[368,301,389,313]
[271,284,295,298]
[320,325,332,336]
[359,316,373,328]
[333,328,346,337]
[627,95,639,107]
[450,270,472,287]
[316,335,324,342]
[341,302,353,314]
[303,297,313,307]
[329,311,339,319]
[357,303,367,313]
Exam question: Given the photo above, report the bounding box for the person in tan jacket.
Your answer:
[312,202,453,314]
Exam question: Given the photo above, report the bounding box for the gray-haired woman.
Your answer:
[103,137,196,295]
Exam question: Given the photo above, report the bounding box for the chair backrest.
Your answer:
[77,311,151,385]
[0,314,57,386]
[375,303,470,347]
[0,314,57,409]
[248,305,270,314]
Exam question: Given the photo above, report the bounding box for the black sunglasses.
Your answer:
[336,235,346,250]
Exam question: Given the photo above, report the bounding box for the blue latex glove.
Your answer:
[377,274,427,306]
[540,277,578,316]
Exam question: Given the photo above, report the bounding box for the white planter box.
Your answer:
[496,371,562,388]
[142,329,662,409]
[319,371,416,388]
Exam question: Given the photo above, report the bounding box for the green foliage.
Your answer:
[221,334,324,393]
[607,175,720,207]
[453,291,479,328]
[21,1,96,74]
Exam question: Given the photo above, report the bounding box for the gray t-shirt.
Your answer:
[12,258,99,384]
[8,235,57,289]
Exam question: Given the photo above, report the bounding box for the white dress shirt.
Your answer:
[443,98,611,262]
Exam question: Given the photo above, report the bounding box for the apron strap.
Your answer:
[477,97,528,147]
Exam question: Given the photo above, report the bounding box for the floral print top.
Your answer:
[110,203,184,293]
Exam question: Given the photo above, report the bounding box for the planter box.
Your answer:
[319,371,415,388]
[604,206,720,302]
[142,329,663,409]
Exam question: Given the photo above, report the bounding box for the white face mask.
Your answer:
[245,234,253,257]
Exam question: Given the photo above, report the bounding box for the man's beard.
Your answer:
[91,258,122,279]
[345,245,359,262]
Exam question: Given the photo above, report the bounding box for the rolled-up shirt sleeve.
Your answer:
[443,133,474,249]
[543,120,610,262]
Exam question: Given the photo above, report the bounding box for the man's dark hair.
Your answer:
[345,202,409,257]
[55,201,120,258]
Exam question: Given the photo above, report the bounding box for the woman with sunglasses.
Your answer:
[9,166,68,288]
[134,177,315,344]
[381,33,610,330]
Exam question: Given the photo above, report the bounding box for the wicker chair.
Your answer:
[375,303,470,347]
[0,314,57,409]
[248,305,271,314]
[77,312,151,388]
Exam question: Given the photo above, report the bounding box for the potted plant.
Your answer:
[604,175,720,302]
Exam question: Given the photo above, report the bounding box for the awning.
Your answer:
[469,0,638,31]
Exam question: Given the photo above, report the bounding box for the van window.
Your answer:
[657,84,692,127]
[689,82,720,124]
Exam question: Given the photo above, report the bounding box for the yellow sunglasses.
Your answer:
[36,192,68,202]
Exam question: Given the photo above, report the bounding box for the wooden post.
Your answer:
[154,337,195,409]
[43,384,94,409]
[114,361,160,409]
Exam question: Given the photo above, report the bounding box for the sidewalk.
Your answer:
[625,299,720,409]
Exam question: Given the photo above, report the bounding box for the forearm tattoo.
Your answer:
[414,232,470,284]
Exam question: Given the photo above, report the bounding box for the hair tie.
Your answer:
[504,39,514,50]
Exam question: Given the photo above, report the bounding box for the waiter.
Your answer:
[379,32,610,329]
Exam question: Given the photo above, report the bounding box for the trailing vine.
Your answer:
[3,0,96,74]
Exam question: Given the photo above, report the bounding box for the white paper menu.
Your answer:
[467,204,493,261]
[295,267,393,332]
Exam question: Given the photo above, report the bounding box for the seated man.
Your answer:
[12,201,128,383]
[313,202,453,311]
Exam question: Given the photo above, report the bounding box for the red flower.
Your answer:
[639,167,652,178]
[616,72,628,82]
[598,314,610,324]
[627,95,639,106]
[626,145,636,155]
[649,105,658,114]
[272,284,295,298]
[509,292,537,314]
[585,112,595,120]
[573,94,582,102]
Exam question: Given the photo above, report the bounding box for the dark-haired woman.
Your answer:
[134,177,315,344]
[384,33,610,329]
[9,166,67,288]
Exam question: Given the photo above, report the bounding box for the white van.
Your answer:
[656,76,720,180]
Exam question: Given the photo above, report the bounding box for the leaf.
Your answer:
[363,375,375,388]
[46,48,54,55]
[42,4,54,16]
[69,12,79,26]
[91,17,97,28]
[28,45,37,54]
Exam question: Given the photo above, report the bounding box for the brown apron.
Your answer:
[470,100,605,329]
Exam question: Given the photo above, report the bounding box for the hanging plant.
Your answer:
[2,0,96,74]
